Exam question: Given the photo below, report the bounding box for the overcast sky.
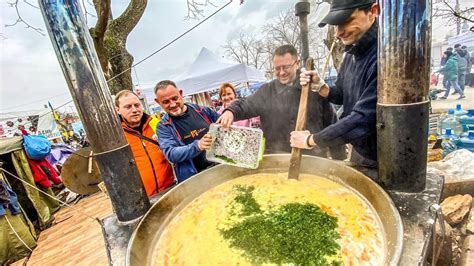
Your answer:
[0,0,464,113]
[0,0,298,113]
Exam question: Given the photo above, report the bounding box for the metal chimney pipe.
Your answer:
[377,1,431,192]
[295,0,310,64]
[38,0,150,221]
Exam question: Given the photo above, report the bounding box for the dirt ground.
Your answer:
[431,83,474,113]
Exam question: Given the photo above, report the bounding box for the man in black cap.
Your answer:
[291,0,380,180]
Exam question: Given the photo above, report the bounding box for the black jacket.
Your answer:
[227,74,346,160]
[313,22,378,162]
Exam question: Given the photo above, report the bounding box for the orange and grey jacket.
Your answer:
[121,113,175,197]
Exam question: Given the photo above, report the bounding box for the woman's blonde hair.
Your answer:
[218,82,236,99]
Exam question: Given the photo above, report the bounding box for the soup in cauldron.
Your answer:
[152,173,386,265]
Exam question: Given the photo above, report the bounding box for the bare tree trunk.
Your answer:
[106,44,134,95]
[455,0,461,34]
[89,0,147,95]
[90,0,111,75]
[10,0,215,95]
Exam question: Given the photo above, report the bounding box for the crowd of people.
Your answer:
[114,0,423,197]
[438,44,473,100]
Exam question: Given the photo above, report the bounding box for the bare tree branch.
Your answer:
[185,0,216,20]
[433,0,474,33]
[5,0,45,36]
[91,0,111,39]
[5,0,240,94]
[110,0,147,39]
[223,2,332,77]
[222,31,269,71]
[452,9,474,23]
[81,0,97,24]
[82,0,88,24]
[89,0,112,73]
[22,0,38,9]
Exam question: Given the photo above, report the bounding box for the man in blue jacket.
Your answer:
[291,0,379,180]
[155,80,220,183]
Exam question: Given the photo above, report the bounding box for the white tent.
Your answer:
[140,47,267,105]
[174,47,267,96]
[448,31,474,48]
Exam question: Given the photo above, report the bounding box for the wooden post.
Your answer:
[288,0,312,180]
[288,59,315,179]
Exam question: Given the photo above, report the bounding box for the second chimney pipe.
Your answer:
[377,1,431,192]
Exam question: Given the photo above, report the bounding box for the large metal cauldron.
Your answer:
[127,155,403,265]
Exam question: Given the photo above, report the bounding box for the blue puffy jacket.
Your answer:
[157,104,220,183]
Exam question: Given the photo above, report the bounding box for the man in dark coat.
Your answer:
[218,44,346,160]
[293,0,380,180]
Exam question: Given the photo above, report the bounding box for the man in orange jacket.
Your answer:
[115,90,176,197]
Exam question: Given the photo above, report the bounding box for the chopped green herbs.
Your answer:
[215,155,237,165]
[220,185,341,265]
[232,185,261,216]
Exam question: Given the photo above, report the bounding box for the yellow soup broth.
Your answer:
[153,173,386,265]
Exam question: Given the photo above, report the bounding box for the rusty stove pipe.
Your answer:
[38,0,150,221]
[377,1,431,192]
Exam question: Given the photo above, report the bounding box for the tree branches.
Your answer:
[433,0,474,34]
[111,0,147,39]
[435,0,473,22]
[81,0,97,24]
[222,31,269,71]
[262,11,301,52]
[222,4,332,76]
[5,0,98,36]
[5,0,45,36]
[186,0,217,20]
[91,0,108,37]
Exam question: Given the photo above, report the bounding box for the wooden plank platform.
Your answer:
[12,193,113,265]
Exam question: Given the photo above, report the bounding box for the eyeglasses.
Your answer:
[273,60,298,73]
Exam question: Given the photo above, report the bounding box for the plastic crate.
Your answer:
[206,123,264,169]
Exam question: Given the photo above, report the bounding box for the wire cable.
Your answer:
[133,66,141,89]
[2,0,237,133]
[106,0,234,83]
[0,92,70,111]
